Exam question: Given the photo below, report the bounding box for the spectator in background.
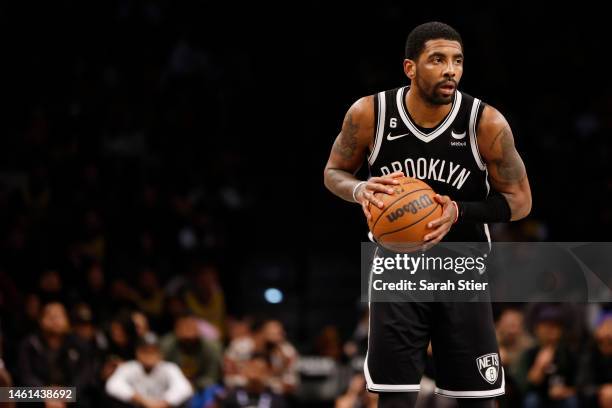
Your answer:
[132,311,151,338]
[101,311,138,382]
[226,316,252,343]
[315,325,343,362]
[70,303,110,407]
[183,262,226,337]
[106,332,193,408]
[113,268,165,328]
[577,314,612,407]
[79,261,112,323]
[71,303,107,367]
[223,354,287,408]
[496,308,534,408]
[497,308,534,372]
[224,319,298,396]
[335,373,377,408]
[17,302,93,407]
[161,314,222,391]
[516,306,578,408]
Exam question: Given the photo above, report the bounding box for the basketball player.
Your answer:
[323,22,532,407]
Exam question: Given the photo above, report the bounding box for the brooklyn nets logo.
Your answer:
[476,353,499,384]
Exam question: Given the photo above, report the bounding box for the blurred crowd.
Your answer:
[0,284,611,407]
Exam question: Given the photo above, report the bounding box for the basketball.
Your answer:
[368,177,443,252]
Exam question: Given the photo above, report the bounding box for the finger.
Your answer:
[424,224,450,242]
[366,183,395,195]
[363,191,384,208]
[388,171,405,178]
[369,176,401,185]
[427,215,451,229]
[422,234,445,251]
[433,194,449,204]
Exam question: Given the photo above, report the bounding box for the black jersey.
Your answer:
[368,86,490,243]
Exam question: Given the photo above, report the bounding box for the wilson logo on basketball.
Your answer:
[386,194,434,223]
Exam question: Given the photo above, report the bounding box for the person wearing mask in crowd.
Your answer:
[161,313,222,391]
[516,306,578,408]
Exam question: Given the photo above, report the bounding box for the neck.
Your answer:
[406,86,452,128]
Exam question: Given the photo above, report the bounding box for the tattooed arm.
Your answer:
[477,105,532,221]
[324,96,403,220]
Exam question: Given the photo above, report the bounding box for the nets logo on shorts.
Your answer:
[476,353,499,384]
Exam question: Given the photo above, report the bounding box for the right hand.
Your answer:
[534,346,555,370]
[355,171,404,222]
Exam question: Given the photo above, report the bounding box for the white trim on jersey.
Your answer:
[364,352,421,392]
[364,255,421,393]
[396,86,462,143]
[484,223,492,252]
[469,98,487,171]
[368,91,386,165]
[434,367,505,398]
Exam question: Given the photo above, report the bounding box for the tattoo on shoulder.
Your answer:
[334,113,359,160]
[489,125,507,152]
[493,126,526,182]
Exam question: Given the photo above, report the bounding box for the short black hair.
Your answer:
[405,22,463,60]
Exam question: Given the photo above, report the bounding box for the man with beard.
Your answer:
[324,22,532,407]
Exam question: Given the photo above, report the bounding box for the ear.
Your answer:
[403,59,416,80]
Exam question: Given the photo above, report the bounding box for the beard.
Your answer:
[416,76,456,106]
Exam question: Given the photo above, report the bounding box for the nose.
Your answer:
[443,61,456,78]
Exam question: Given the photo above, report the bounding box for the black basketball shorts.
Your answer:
[364,300,504,398]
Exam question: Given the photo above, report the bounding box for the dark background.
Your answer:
[0,0,610,390]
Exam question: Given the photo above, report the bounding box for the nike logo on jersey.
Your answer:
[451,130,466,139]
[386,132,411,141]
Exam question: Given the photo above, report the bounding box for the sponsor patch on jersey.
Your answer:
[476,353,499,384]
[451,130,467,139]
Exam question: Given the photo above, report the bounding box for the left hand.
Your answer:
[423,195,457,248]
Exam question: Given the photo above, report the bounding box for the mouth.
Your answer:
[438,82,456,96]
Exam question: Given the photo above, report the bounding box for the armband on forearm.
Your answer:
[457,191,511,223]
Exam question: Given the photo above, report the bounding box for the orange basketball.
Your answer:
[368,177,443,252]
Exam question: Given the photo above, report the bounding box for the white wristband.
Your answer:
[451,200,459,224]
[352,181,367,203]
